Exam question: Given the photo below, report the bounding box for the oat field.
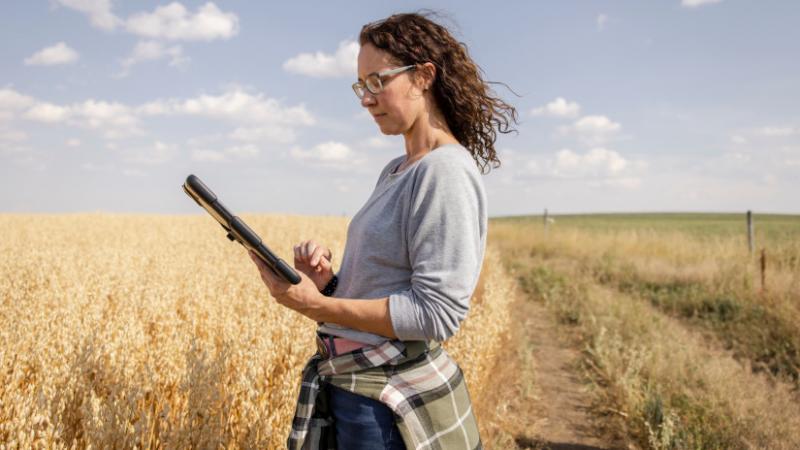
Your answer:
[0,214,515,449]
[7,212,797,449]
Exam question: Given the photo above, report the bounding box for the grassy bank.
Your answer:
[490,214,800,449]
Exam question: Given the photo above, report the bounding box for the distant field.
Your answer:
[494,212,800,241]
[489,212,800,449]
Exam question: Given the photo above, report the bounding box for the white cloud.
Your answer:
[55,0,120,30]
[224,144,259,158]
[531,97,581,118]
[283,40,359,78]
[509,147,645,190]
[8,153,46,171]
[125,2,239,41]
[229,125,295,144]
[290,141,366,170]
[191,144,260,162]
[140,88,315,126]
[72,100,141,137]
[124,141,175,165]
[554,148,628,177]
[192,149,227,162]
[362,135,395,149]
[24,102,71,123]
[725,151,751,163]
[81,162,113,171]
[118,40,188,77]
[0,129,28,143]
[756,126,795,137]
[681,0,723,7]
[559,115,622,145]
[315,141,353,162]
[66,138,81,147]
[596,14,608,31]
[573,115,622,134]
[24,42,79,66]
[8,87,312,148]
[0,143,31,156]
[21,97,141,138]
[52,0,239,80]
[0,88,36,111]
[0,88,35,122]
[123,168,147,177]
[353,110,372,121]
[730,135,747,145]
[525,158,541,173]
[333,178,353,193]
[602,177,641,189]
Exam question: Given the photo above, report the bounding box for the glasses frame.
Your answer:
[352,65,416,99]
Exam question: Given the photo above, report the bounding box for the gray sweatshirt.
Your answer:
[317,144,488,344]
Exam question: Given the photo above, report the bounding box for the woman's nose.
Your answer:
[360,91,377,107]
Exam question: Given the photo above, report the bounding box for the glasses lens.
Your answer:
[365,74,382,95]
[352,83,365,99]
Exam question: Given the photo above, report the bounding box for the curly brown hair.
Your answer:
[359,11,518,174]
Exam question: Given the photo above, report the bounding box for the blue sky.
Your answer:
[1,1,798,216]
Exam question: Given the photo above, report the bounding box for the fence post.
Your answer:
[747,210,754,255]
[760,248,767,292]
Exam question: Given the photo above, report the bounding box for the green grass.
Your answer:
[488,216,800,448]
[492,212,800,242]
[610,274,800,383]
[501,213,800,384]
[505,252,743,449]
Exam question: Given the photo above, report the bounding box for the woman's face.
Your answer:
[356,43,426,136]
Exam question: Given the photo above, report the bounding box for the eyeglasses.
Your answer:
[352,65,416,99]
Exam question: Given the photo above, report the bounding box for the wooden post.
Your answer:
[760,248,767,292]
[747,210,754,255]
[543,208,549,239]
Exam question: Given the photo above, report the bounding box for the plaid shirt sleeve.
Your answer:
[287,340,482,450]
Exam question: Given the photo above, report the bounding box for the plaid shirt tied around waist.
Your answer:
[287,339,483,450]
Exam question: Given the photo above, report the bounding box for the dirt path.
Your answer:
[479,287,626,449]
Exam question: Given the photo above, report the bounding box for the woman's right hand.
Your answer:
[293,240,335,291]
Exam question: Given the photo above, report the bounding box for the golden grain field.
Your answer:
[0,214,515,449]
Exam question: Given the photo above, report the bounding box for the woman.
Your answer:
[250,11,517,450]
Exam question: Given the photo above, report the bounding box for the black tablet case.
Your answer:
[183,174,301,285]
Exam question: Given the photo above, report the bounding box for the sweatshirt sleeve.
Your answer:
[388,155,487,341]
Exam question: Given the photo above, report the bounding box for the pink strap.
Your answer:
[332,337,369,355]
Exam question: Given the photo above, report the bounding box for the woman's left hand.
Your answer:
[248,250,324,320]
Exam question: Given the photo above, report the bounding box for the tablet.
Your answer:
[182,174,301,285]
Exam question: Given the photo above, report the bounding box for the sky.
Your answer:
[1,0,798,217]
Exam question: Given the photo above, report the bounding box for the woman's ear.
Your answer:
[417,62,436,91]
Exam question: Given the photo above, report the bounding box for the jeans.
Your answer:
[329,385,406,449]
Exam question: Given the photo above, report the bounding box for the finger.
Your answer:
[251,256,270,274]
[258,263,281,289]
[250,251,278,285]
[310,247,327,266]
[253,257,272,284]
[303,240,317,261]
[294,244,301,264]
[321,257,332,271]
[249,250,262,266]
[303,241,317,261]
[251,253,269,272]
